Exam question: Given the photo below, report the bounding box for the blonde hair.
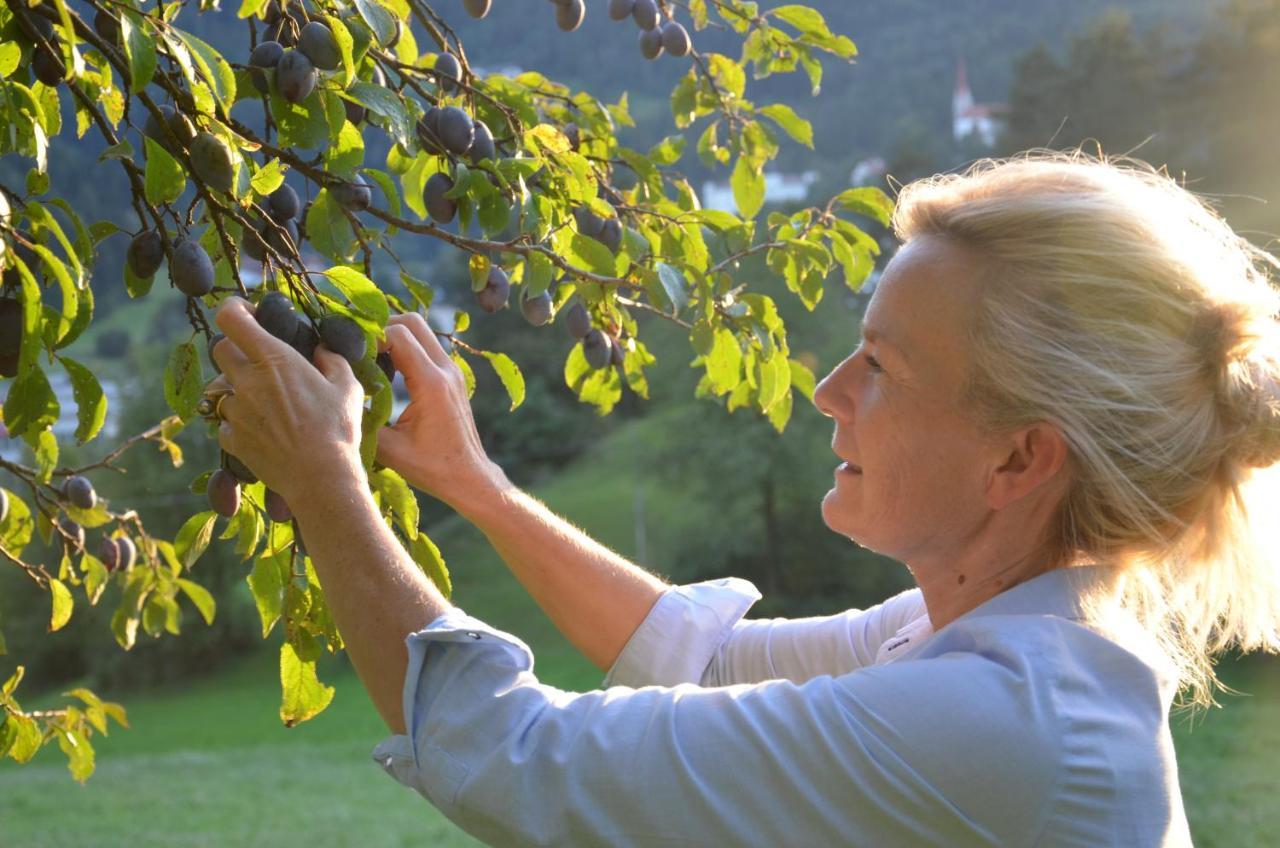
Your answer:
[892,148,1280,714]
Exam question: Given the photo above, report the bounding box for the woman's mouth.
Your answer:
[838,462,862,475]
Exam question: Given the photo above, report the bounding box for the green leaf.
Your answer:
[788,358,817,402]
[3,713,43,764]
[323,266,390,328]
[304,190,356,261]
[758,103,813,148]
[0,41,20,78]
[353,0,397,48]
[0,488,35,555]
[250,159,287,196]
[371,468,419,540]
[770,5,831,37]
[56,727,96,784]
[248,551,288,638]
[176,30,237,113]
[704,328,742,395]
[163,341,204,422]
[143,137,186,206]
[49,579,73,632]
[174,511,218,569]
[324,121,365,179]
[481,351,525,411]
[408,531,450,598]
[835,186,894,227]
[731,154,765,219]
[176,578,216,625]
[121,11,156,94]
[655,263,690,313]
[4,366,60,437]
[269,89,330,150]
[347,81,412,147]
[279,640,335,727]
[58,356,107,444]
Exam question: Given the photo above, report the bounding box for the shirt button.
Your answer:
[466,631,481,640]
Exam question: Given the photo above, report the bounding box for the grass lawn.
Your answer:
[3,412,1278,845]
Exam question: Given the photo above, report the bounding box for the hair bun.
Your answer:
[1223,345,1280,468]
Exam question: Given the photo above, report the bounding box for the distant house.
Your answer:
[953,57,1008,148]
[850,156,887,187]
[700,170,820,212]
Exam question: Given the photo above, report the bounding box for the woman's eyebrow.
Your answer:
[862,328,907,363]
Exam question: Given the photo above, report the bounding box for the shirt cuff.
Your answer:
[369,606,534,808]
[603,577,762,689]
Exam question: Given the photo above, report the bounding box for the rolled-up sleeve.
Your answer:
[602,577,762,688]
[371,606,1056,848]
[602,579,927,689]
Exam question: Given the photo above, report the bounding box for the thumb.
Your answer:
[313,345,358,389]
[375,423,412,468]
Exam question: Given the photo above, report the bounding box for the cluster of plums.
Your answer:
[417,103,497,182]
[242,183,305,263]
[53,473,137,571]
[5,0,67,86]
[204,292,374,520]
[126,227,216,299]
[562,300,623,370]
[608,0,691,59]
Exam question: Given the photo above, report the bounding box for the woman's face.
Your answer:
[814,235,999,562]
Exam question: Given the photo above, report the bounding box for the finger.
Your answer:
[389,312,451,369]
[203,374,233,395]
[375,423,411,470]
[214,297,290,366]
[312,344,359,393]
[211,333,250,378]
[384,324,440,394]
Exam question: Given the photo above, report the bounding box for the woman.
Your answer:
[208,150,1280,847]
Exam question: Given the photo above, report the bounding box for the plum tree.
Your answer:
[276,48,317,104]
[332,176,373,212]
[462,0,491,19]
[291,318,320,362]
[632,0,659,30]
[437,106,476,156]
[63,475,96,510]
[255,291,298,341]
[661,22,691,57]
[563,301,592,339]
[170,240,216,297]
[597,218,623,255]
[0,0,864,773]
[521,290,554,326]
[190,132,236,194]
[318,315,367,364]
[223,452,258,485]
[476,266,511,313]
[264,489,293,523]
[207,469,240,518]
[555,0,585,32]
[433,52,462,94]
[424,172,458,223]
[298,21,342,71]
[582,328,611,369]
[639,27,663,60]
[127,231,165,278]
[0,296,18,378]
[468,120,497,165]
[249,40,285,94]
[267,184,300,221]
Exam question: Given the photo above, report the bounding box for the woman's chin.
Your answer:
[820,489,855,537]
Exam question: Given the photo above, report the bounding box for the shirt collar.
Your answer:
[953,563,1123,624]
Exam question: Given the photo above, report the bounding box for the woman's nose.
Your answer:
[813,355,854,417]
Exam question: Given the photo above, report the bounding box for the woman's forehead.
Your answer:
[864,237,983,376]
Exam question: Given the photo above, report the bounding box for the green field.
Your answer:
[3,415,1278,846]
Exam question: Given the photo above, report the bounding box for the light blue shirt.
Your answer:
[372,564,1192,846]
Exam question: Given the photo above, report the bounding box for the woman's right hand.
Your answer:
[374,313,504,508]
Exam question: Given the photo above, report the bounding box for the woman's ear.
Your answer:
[986,421,1070,511]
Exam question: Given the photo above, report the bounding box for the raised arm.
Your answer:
[375,313,669,673]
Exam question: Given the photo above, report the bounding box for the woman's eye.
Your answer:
[864,354,882,372]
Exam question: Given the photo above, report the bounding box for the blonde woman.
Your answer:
[208,150,1280,847]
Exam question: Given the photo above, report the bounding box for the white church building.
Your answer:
[952,57,1008,148]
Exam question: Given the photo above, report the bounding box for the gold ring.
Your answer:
[197,388,234,423]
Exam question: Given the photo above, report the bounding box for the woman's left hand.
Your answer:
[208,297,366,508]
